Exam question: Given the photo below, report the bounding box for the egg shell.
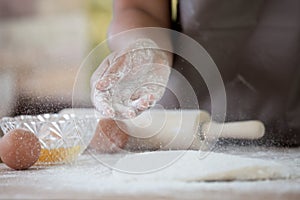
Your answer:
[0,129,41,170]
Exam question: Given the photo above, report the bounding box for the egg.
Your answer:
[89,119,129,153]
[0,129,41,170]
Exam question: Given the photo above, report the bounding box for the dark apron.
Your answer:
[159,0,300,146]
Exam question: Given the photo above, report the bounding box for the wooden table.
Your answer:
[1,146,299,200]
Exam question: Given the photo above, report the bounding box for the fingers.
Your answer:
[132,64,170,111]
[113,103,137,119]
[91,39,171,120]
[130,84,166,112]
[95,73,120,91]
[131,94,156,111]
[96,52,129,91]
[93,88,138,119]
[96,47,158,91]
[93,90,115,118]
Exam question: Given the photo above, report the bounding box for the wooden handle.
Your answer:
[201,120,265,140]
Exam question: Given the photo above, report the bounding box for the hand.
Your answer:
[88,119,128,153]
[91,39,171,119]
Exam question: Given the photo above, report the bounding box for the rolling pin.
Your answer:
[59,108,265,150]
[119,109,265,150]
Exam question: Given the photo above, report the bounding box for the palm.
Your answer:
[91,39,170,119]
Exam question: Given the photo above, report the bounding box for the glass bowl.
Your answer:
[0,113,99,164]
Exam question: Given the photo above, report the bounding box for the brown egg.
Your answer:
[89,119,129,153]
[0,129,41,170]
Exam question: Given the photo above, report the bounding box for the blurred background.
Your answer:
[0,0,113,118]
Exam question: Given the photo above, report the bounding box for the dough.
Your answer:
[113,150,291,181]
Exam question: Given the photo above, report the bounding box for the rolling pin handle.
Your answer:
[201,120,265,140]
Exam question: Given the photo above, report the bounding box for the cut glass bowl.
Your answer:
[0,113,99,164]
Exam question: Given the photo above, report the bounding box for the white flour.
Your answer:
[113,151,292,181]
[0,147,300,199]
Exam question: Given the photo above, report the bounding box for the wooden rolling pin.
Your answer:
[120,109,265,150]
[60,108,265,150]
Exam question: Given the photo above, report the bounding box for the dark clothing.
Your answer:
[161,0,300,146]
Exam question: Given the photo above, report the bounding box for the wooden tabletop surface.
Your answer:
[1,146,299,200]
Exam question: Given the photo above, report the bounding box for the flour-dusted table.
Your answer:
[1,146,299,200]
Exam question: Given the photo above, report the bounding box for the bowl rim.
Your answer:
[0,113,99,135]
